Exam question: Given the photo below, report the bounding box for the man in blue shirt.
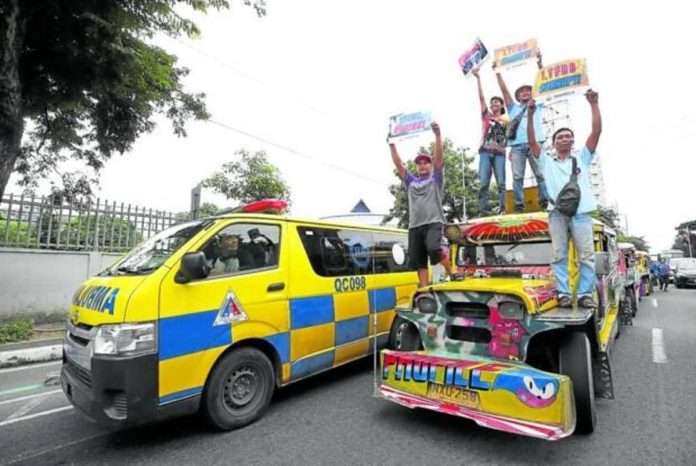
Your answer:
[494,52,549,212]
[527,89,602,308]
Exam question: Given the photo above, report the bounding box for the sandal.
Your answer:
[578,295,597,308]
[558,295,573,308]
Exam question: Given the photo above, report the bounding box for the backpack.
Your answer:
[550,156,581,216]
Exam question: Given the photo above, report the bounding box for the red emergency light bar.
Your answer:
[242,199,288,214]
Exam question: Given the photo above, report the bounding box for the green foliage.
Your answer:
[385,139,484,228]
[0,319,34,344]
[618,235,649,252]
[2,0,262,199]
[0,219,30,245]
[203,149,291,204]
[56,214,144,250]
[199,202,220,217]
[591,205,622,232]
[672,219,696,257]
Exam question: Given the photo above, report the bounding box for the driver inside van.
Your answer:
[209,233,253,275]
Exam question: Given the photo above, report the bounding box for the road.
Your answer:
[1,288,695,465]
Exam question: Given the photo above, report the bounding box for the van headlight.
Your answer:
[94,322,157,356]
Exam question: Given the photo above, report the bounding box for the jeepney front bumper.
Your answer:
[379,350,575,440]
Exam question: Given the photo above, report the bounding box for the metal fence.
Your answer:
[1,193,181,252]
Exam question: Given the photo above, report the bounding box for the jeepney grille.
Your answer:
[445,302,490,319]
[446,325,492,343]
[66,359,93,388]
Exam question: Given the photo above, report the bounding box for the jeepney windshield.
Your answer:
[457,241,553,267]
[104,220,209,275]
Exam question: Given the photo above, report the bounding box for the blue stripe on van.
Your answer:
[290,296,334,329]
[290,351,335,380]
[159,386,203,405]
[159,310,231,360]
[369,288,396,313]
[335,316,369,346]
[264,332,290,364]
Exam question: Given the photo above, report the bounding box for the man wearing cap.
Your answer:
[494,52,549,213]
[388,122,453,287]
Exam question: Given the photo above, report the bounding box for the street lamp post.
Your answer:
[461,152,467,221]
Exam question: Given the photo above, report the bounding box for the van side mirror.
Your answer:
[175,252,210,284]
[595,252,610,276]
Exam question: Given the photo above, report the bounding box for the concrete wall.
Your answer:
[0,248,121,322]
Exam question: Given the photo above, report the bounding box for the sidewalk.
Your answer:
[0,323,64,369]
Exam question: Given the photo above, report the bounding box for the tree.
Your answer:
[384,139,485,228]
[672,219,696,257]
[0,0,264,200]
[591,205,622,232]
[203,149,291,204]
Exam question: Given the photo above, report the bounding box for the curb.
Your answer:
[0,342,63,369]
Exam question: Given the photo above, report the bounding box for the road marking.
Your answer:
[3,432,108,465]
[0,405,73,428]
[652,328,668,364]
[4,396,46,422]
[0,383,45,397]
[0,360,61,375]
[0,389,63,406]
[651,297,658,308]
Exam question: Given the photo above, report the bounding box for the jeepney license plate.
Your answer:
[426,383,480,409]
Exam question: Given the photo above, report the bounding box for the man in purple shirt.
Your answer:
[389,122,452,287]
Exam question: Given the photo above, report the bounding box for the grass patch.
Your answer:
[0,319,35,344]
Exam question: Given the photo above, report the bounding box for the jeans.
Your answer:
[549,210,596,297]
[510,143,549,211]
[478,151,506,215]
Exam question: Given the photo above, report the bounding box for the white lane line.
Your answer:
[0,360,61,374]
[0,389,63,406]
[652,328,668,364]
[4,396,46,422]
[0,405,73,427]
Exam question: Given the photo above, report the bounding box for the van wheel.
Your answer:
[559,332,596,434]
[203,347,274,431]
[389,316,422,351]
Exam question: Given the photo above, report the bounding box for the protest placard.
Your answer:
[387,112,433,143]
[533,59,590,102]
[494,38,538,70]
[458,37,488,76]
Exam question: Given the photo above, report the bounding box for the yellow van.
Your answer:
[61,200,418,429]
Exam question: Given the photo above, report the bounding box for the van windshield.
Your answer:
[457,242,553,267]
[104,220,209,275]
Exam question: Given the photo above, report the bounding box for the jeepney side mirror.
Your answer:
[595,252,610,276]
[175,252,210,284]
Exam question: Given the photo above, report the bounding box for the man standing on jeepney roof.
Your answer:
[388,122,453,287]
[527,89,602,308]
[494,50,549,213]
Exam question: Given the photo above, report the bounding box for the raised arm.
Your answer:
[536,48,544,70]
[526,100,542,157]
[389,142,407,180]
[584,89,602,153]
[493,61,513,108]
[472,68,487,115]
[432,122,443,170]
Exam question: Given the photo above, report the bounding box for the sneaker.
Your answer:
[558,295,573,308]
[578,296,597,308]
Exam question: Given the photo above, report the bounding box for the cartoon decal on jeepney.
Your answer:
[489,303,527,359]
[492,368,559,408]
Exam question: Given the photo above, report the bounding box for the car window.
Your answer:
[199,223,281,278]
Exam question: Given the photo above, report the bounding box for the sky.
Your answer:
[8,0,695,253]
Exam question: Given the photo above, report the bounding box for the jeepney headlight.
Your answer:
[94,322,157,356]
[498,301,525,320]
[415,294,438,314]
